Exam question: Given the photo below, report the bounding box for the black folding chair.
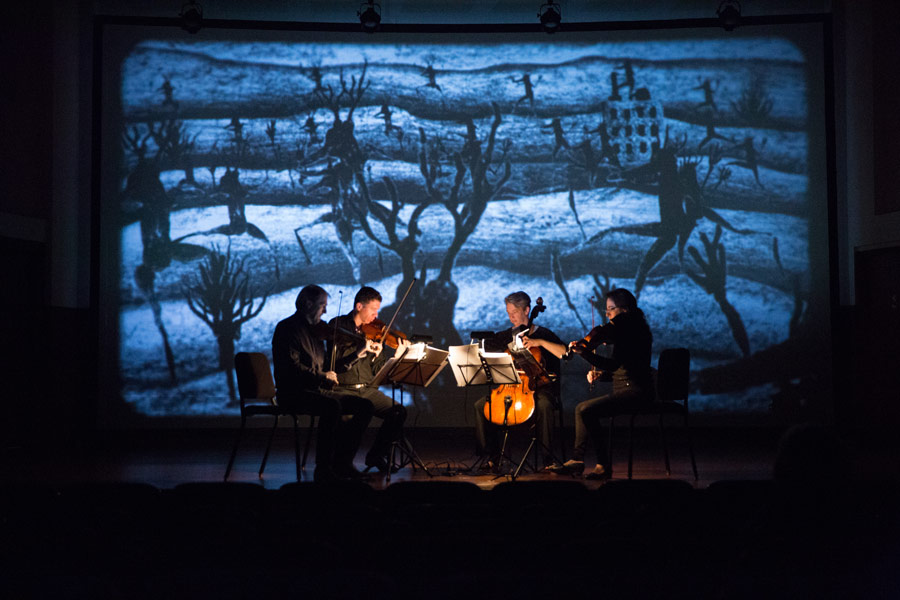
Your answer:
[609,348,699,480]
[224,352,316,481]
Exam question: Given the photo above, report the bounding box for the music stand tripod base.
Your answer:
[387,432,432,482]
[371,346,448,481]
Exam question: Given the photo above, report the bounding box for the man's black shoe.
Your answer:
[364,454,398,474]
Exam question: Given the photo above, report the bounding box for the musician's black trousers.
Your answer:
[336,385,407,460]
[572,381,652,467]
[474,387,556,464]
[280,389,373,469]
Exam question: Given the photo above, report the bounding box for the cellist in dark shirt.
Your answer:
[474,291,564,471]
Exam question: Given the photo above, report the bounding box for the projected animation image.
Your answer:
[109,32,823,421]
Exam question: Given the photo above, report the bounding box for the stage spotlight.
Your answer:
[538,1,561,33]
[179,0,203,34]
[358,0,381,33]
[716,0,742,31]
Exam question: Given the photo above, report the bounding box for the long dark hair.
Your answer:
[606,288,651,339]
[606,288,638,313]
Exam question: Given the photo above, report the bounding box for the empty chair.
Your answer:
[609,348,699,479]
[225,352,316,481]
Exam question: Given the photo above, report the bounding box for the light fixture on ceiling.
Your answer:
[358,1,382,33]
[538,1,562,34]
[717,0,742,31]
[179,0,203,34]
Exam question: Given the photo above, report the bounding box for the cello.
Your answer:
[483,298,550,426]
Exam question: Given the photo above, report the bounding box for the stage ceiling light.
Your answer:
[538,1,562,33]
[179,0,203,34]
[717,0,742,31]
[358,1,382,33]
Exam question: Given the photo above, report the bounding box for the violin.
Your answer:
[358,278,416,357]
[359,318,409,350]
[484,298,549,426]
[571,323,613,390]
[571,323,608,354]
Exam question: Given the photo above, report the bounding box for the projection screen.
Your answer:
[97,21,832,426]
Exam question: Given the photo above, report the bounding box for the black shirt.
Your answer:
[271,312,360,398]
[484,325,564,390]
[578,310,653,387]
[327,313,389,386]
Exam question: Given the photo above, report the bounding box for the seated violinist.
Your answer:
[271,285,376,483]
[474,291,565,472]
[541,288,655,480]
[328,286,412,474]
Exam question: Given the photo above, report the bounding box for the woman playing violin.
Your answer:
[546,288,654,480]
[328,286,412,474]
[475,291,565,472]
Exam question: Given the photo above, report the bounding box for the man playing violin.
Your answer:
[271,284,377,483]
[327,286,412,474]
[474,291,565,472]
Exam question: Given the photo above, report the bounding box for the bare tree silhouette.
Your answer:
[183,245,268,402]
[550,249,587,332]
[353,139,437,299]
[407,103,511,348]
[567,188,587,242]
[590,273,615,325]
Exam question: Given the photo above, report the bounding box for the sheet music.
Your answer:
[370,356,401,388]
[447,344,520,387]
[418,345,450,387]
[369,344,449,388]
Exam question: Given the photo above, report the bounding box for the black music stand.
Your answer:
[505,334,566,477]
[448,344,522,476]
[371,344,449,481]
[510,373,564,479]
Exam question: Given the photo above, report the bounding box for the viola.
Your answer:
[310,320,369,354]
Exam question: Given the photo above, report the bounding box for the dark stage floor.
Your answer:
[1,424,880,490]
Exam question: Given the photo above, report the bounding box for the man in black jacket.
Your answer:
[271,284,375,482]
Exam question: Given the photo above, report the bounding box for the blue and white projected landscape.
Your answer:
[102,25,830,423]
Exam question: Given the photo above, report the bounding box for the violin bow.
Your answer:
[588,295,598,391]
[371,278,416,361]
[329,290,344,372]
[379,277,416,346]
